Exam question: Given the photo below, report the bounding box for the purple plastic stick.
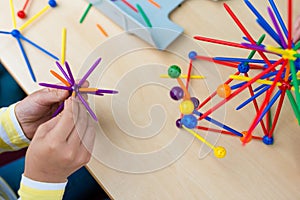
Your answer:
[52,102,65,117]
[267,7,287,48]
[79,91,104,96]
[39,83,72,90]
[241,43,267,52]
[96,89,118,94]
[78,58,101,87]
[77,92,98,121]
[55,61,73,84]
[65,61,75,85]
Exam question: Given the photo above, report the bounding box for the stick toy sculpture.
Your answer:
[39,58,118,121]
[0,0,59,81]
[167,0,300,157]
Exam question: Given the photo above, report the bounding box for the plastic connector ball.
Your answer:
[48,0,57,7]
[214,146,226,158]
[181,115,197,129]
[188,51,197,60]
[238,62,250,73]
[179,100,195,115]
[217,84,231,98]
[168,65,181,78]
[263,135,274,145]
[170,86,184,101]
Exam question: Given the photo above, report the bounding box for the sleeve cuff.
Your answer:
[20,175,67,190]
[18,174,67,200]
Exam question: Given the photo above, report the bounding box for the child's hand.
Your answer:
[15,82,88,140]
[293,15,300,43]
[23,97,96,183]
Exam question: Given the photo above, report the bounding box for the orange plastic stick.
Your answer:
[50,70,71,87]
[96,24,108,37]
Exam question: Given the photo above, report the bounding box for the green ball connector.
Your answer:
[168,65,181,78]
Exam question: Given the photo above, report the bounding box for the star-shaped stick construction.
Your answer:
[39,57,118,121]
[1,0,59,82]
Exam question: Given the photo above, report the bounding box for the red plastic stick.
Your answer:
[186,59,193,91]
[245,73,268,136]
[121,0,138,12]
[268,90,286,138]
[245,60,287,142]
[196,55,264,70]
[196,126,262,140]
[194,36,249,50]
[197,71,240,110]
[22,0,29,11]
[223,3,272,67]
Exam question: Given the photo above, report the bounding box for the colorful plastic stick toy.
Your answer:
[39,58,118,121]
[167,65,227,159]
[17,0,30,19]
[0,0,58,82]
[168,0,300,155]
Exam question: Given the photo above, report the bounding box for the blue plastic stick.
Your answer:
[55,61,72,84]
[267,7,287,48]
[257,90,282,123]
[0,31,11,34]
[268,0,288,38]
[236,85,271,110]
[256,19,282,47]
[16,38,36,82]
[261,71,280,79]
[19,34,59,60]
[231,82,246,90]
[253,84,268,92]
[214,57,276,64]
[193,110,243,137]
[244,0,281,46]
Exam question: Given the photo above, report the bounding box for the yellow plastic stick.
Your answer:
[229,75,282,87]
[160,74,205,79]
[61,28,67,64]
[19,5,50,31]
[182,126,215,150]
[9,0,17,28]
[230,74,300,91]
[266,45,297,60]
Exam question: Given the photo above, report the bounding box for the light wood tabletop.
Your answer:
[1,0,300,199]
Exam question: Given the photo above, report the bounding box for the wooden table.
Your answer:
[1,0,300,199]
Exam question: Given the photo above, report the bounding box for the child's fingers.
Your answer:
[51,98,77,141]
[37,86,69,105]
[67,100,89,145]
[81,116,96,152]
[34,114,61,138]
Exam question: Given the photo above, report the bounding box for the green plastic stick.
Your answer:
[80,3,92,24]
[286,90,300,125]
[290,60,300,110]
[136,4,152,28]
